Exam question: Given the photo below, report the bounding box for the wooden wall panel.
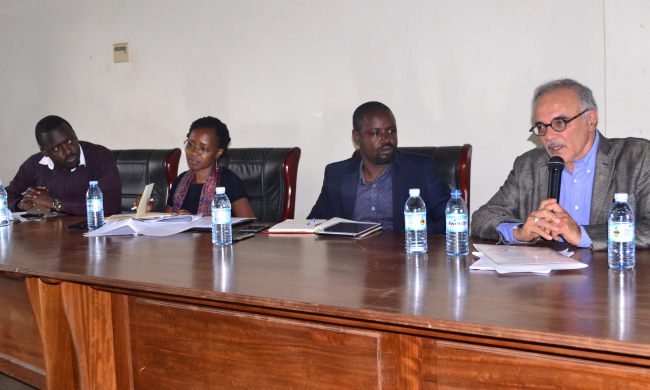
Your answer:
[61,283,117,390]
[0,275,45,388]
[25,277,77,390]
[129,297,387,389]
[435,341,650,389]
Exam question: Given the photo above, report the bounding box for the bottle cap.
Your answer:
[451,189,461,198]
[89,180,98,185]
[614,193,628,202]
[216,187,226,194]
[409,188,420,197]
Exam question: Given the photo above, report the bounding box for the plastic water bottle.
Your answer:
[0,180,9,227]
[86,181,105,230]
[446,189,469,256]
[404,188,427,254]
[212,187,232,246]
[608,193,635,269]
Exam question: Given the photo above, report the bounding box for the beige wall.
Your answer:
[1,1,648,218]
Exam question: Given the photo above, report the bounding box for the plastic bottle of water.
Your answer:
[0,181,9,227]
[212,187,232,246]
[86,181,105,230]
[608,193,635,269]
[446,189,469,256]
[404,188,427,254]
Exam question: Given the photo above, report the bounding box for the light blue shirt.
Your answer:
[498,132,600,248]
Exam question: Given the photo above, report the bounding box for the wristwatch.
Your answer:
[53,198,63,212]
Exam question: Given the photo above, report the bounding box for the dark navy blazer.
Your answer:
[308,150,450,234]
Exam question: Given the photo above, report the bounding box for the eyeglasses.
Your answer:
[529,109,589,136]
[184,140,220,155]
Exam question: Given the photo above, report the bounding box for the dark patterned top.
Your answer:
[353,162,393,231]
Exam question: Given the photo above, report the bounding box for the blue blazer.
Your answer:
[308,150,450,233]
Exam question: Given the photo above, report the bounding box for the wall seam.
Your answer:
[602,0,608,136]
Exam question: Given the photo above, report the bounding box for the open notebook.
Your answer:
[106,183,172,221]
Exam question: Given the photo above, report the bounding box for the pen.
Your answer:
[131,198,154,210]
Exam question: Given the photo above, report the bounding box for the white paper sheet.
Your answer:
[84,215,204,237]
[471,244,587,274]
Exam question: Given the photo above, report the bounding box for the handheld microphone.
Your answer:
[547,156,565,200]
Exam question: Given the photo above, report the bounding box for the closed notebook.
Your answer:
[314,218,382,238]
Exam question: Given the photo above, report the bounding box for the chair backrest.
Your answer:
[353,145,472,210]
[110,149,182,212]
[218,148,301,222]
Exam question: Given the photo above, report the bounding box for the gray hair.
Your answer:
[532,79,598,112]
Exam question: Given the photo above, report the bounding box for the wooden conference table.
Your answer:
[0,217,649,389]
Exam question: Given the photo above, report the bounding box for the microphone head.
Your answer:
[548,156,565,172]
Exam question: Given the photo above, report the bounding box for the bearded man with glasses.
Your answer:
[472,78,650,250]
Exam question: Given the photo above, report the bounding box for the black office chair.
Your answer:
[218,148,301,222]
[353,145,472,210]
[110,149,182,212]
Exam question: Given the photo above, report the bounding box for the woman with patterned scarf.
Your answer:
[137,116,255,217]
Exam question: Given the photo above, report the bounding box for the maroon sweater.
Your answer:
[6,141,122,215]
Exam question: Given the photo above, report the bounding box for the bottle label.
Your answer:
[86,199,103,212]
[608,222,635,243]
[446,214,468,233]
[405,212,426,231]
[212,208,231,224]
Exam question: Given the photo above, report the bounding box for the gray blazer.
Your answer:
[471,131,650,250]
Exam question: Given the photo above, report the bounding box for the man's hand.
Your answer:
[541,199,582,245]
[17,198,36,211]
[513,198,581,245]
[20,186,55,210]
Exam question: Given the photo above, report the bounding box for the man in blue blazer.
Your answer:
[308,102,450,233]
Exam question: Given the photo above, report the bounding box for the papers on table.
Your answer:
[84,214,204,237]
[12,211,64,222]
[471,244,588,274]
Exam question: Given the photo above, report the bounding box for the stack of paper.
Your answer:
[84,215,204,237]
[471,244,588,274]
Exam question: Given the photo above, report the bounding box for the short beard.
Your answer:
[372,149,395,165]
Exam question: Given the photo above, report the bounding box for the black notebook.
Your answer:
[314,220,382,238]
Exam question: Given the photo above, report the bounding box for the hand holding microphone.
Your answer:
[514,156,566,243]
[534,156,581,245]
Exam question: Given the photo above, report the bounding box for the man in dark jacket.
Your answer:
[308,102,449,233]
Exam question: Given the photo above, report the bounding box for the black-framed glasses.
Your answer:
[184,139,220,155]
[529,109,590,136]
